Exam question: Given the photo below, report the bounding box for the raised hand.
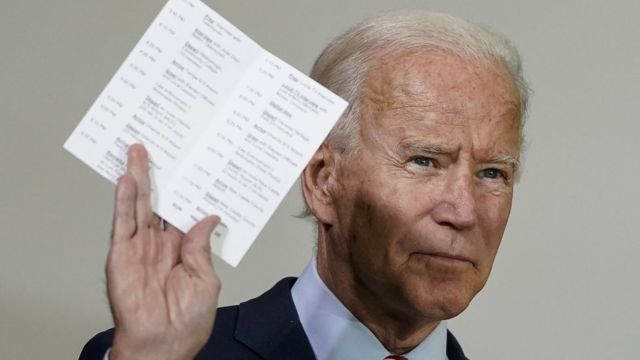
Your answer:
[107,144,221,360]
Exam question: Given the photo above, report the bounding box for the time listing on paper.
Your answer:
[64,0,347,266]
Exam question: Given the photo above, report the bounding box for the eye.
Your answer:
[412,156,435,167]
[481,168,503,179]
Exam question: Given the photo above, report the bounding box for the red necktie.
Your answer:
[385,356,408,360]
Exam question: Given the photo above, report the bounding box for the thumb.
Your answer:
[181,215,221,277]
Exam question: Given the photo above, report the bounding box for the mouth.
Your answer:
[412,251,474,265]
[428,252,472,262]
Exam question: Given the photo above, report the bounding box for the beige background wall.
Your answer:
[1,0,639,358]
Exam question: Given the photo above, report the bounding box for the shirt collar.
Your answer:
[291,257,449,360]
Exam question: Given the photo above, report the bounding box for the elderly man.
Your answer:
[81,10,527,360]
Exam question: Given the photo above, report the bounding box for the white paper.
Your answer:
[64,0,347,267]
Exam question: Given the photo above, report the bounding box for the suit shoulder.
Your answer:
[79,328,114,360]
[196,278,305,359]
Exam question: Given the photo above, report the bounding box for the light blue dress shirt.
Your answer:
[291,257,449,360]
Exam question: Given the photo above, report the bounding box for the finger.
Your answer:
[127,144,153,229]
[159,220,183,271]
[181,216,220,278]
[152,213,162,229]
[111,174,137,244]
[164,221,184,238]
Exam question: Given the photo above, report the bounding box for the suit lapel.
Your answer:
[446,330,469,360]
[234,277,316,360]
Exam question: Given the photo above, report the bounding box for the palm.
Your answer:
[107,145,221,360]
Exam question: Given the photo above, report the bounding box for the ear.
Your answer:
[302,143,339,225]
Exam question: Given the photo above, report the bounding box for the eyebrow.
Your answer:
[400,142,520,172]
[400,142,453,155]
[487,154,520,172]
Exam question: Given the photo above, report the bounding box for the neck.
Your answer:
[315,230,441,354]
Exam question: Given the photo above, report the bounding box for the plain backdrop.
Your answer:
[1,0,639,358]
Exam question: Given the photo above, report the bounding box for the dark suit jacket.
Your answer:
[80,277,468,359]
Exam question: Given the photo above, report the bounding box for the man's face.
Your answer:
[326,51,521,321]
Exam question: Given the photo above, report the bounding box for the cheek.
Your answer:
[344,185,412,261]
[346,191,392,249]
[477,196,512,260]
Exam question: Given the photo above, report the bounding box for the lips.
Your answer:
[427,252,472,263]
[412,251,474,266]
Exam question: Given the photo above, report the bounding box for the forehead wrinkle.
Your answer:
[361,52,442,115]
[360,51,522,157]
[365,92,468,131]
[493,100,522,130]
[374,81,487,126]
[361,55,487,132]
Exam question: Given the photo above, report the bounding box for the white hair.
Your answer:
[310,10,530,153]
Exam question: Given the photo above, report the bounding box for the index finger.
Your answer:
[111,174,137,244]
[127,144,153,229]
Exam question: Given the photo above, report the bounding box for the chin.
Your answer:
[409,280,480,321]
[432,296,473,320]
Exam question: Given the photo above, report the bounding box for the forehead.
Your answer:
[360,51,522,154]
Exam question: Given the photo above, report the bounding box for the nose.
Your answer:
[431,170,478,230]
